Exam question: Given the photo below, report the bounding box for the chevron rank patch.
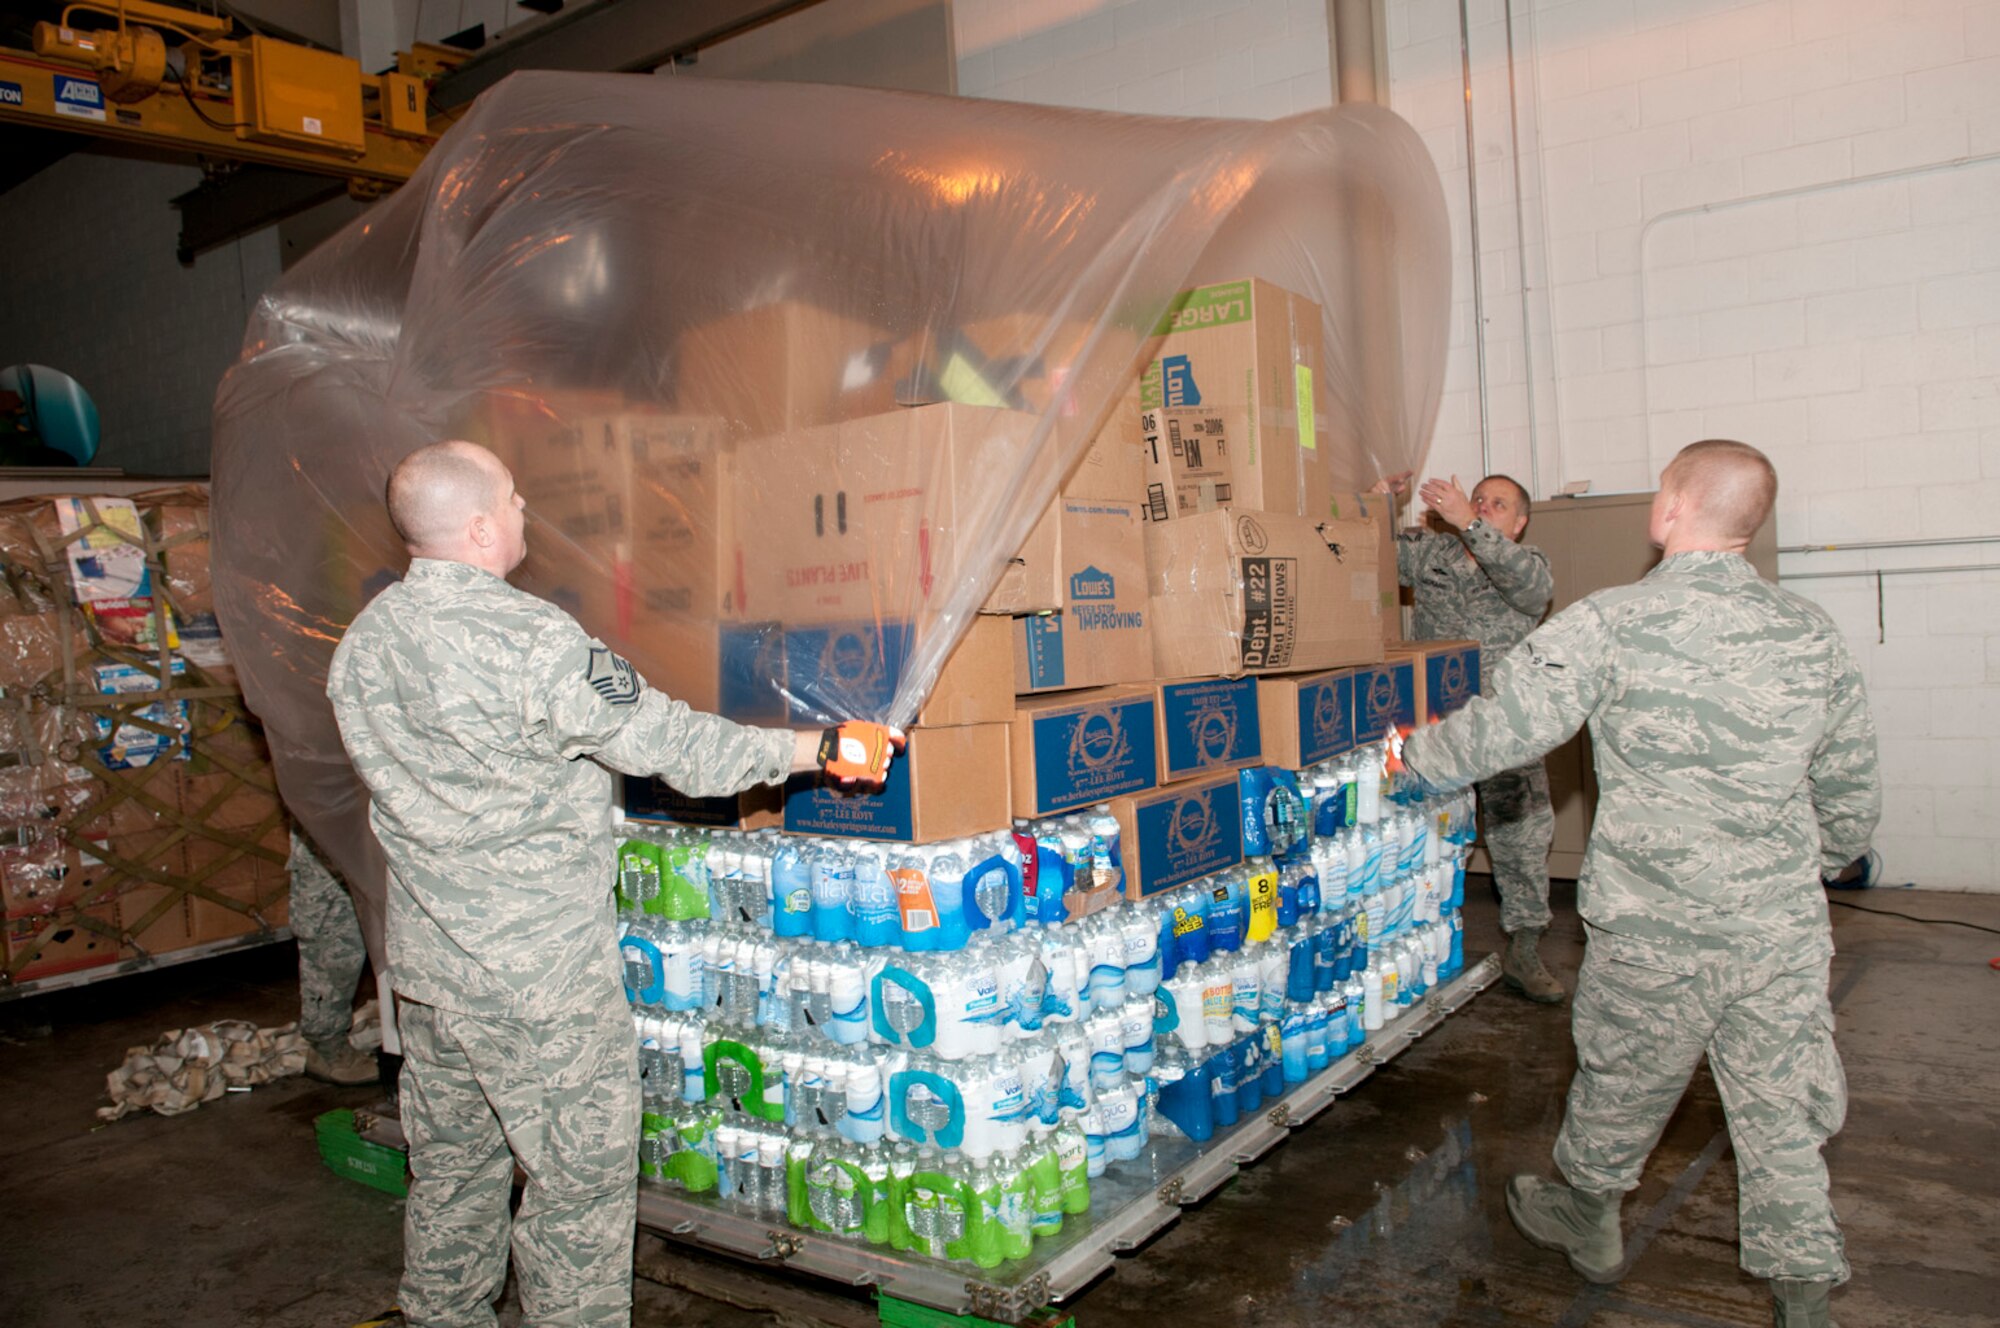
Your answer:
[586,647,640,706]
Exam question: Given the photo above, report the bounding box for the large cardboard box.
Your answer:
[1352,655,1418,742]
[1010,499,1152,694]
[510,411,737,623]
[1145,511,1384,680]
[1139,278,1330,520]
[1107,772,1246,899]
[1009,686,1159,819]
[1326,490,1402,643]
[733,404,1039,626]
[1151,676,1263,785]
[1258,668,1361,770]
[782,723,1010,843]
[621,778,784,831]
[674,301,910,435]
[118,884,192,955]
[184,824,290,944]
[1388,639,1483,723]
[1139,405,1232,522]
[779,614,1014,729]
[1,903,118,980]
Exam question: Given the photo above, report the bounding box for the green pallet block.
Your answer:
[315,1109,410,1197]
[878,1294,1074,1328]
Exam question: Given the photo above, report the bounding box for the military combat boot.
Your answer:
[1771,1278,1834,1327]
[1503,927,1565,1003]
[306,1040,381,1086]
[1506,1175,1623,1282]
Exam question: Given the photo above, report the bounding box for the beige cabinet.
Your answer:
[1468,491,1776,879]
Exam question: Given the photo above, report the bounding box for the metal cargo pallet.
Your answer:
[637,952,1501,1324]
[0,928,294,1002]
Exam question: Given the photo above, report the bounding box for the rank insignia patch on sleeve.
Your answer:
[586,647,640,706]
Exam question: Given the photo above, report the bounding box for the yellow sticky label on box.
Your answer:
[1296,364,1316,451]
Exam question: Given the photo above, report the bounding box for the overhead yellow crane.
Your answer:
[0,0,465,199]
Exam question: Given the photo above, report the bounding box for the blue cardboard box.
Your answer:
[1152,676,1262,784]
[782,722,1011,843]
[782,615,1013,727]
[620,776,782,830]
[1009,686,1159,818]
[1256,668,1359,769]
[1418,639,1482,719]
[1352,656,1417,741]
[1107,771,1246,898]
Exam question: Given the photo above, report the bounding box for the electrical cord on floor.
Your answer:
[1826,895,2000,936]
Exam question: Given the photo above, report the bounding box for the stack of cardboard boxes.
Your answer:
[497,278,1479,862]
[0,490,291,985]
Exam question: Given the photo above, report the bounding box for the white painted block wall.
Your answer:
[0,155,283,477]
[955,0,1333,120]
[1389,0,2000,889]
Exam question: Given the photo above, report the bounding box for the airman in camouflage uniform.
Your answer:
[290,828,378,1084]
[1381,470,1561,1000]
[328,441,824,1328]
[1401,442,1879,1328]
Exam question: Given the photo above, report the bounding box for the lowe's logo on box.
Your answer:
[0,82,24,108]
[1070,566,1115,601]
[53,74,106,120]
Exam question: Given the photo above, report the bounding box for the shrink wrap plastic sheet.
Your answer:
[211,73,1448,959]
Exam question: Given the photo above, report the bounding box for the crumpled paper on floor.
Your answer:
[97,1019,307,1121]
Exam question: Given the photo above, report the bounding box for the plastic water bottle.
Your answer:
[890,848,939,951]
[930,842,971,952]
[1085,1010,1124,1093]
[1281,1002,1311,1083]
[1085,916,1128,1009]
[1039,923,1083,1026]
[1087,806,1124,900]
[1230,950,1262,1034]
[1119,995,1155,1075]
[1362,965,1384,1032]
[851,843,900,949]
[1357,746,1383,825]
[773,840,813,939]
[1200,962,1235,1046]
[1170,883,1211,967]
[1258,940,1287,1023]
[1207,874,1246,954]
[1120,904,1168,996]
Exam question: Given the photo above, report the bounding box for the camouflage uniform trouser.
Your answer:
[396,981,641,1328]
[1477,762,1554,934]
[289,829,367,1051]
[1554,942,1848,1284]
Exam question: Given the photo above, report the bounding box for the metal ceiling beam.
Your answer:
[431,0,829,108]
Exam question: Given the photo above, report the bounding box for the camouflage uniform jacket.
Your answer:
[1403,552,1880,973]
[327,558,793,1018]
[1397,518,1554,656]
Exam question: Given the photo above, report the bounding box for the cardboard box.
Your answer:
[1140,406,1232,522]
[175,767,286,833]
[781,614,1014,728]
[1152,676,1263,784]
[1138,278,1330,519]
[1106,772,1246,899]
[185,836,290,944]
[782,723,1010,843]
[118,884,191,955]
[1145,511,1384,680]
[1,846,75,917]
[1389,639,1483,723]
[981,500,1060,616]
[1,903,118,980]
[1326,490,1402,643]
[1258,668,1361,770]
[733,404,1040,626]
[1352,656,1418,741]
[621,778,784,831]
[1009,687,1160,819]
[674,301,909,435]
[1010,499,1153,694]
[510,410,737,625]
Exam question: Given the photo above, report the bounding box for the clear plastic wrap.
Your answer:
[211,73,1449,953]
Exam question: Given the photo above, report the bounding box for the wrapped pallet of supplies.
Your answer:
[210,74,1453,966]
[0,488,288,985]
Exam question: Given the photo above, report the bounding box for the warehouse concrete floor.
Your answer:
[2,881,1996,1328]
